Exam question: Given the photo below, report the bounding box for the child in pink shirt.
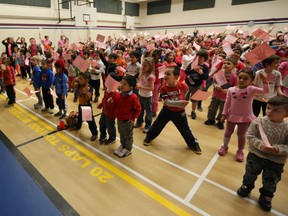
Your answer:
[218,68,269,162]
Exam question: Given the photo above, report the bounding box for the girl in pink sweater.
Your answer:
[218,68,269,162]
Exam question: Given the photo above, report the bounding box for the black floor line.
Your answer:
[0,130,79,216]
[16,130,59,147]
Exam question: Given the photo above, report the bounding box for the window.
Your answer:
[232,0,274,5]
[62,0,69,9]
[147,0,171,15]
[183,0,215,11]
[94,0,122,15]
[0,0,51,7]
[125,2,139,17]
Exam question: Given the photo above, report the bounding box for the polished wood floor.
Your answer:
[0,77,287,216]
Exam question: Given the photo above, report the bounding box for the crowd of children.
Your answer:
[1,28,288,211]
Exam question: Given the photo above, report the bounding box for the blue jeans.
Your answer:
[99,114,116,141]
[136,95,152,129]
[145,106,198,147]
[242,152,284,198]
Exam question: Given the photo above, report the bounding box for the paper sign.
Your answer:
[222,43,234,56]
[63,53,71,61]
[211,55,223,72]
[190,56,198,70]
[81,106,92,121]
[96,34,105,43]
[72,56,90,73]
[258,121,271,147]
[193,42,201,51]
[105,74,120,92]
[244,43,276,66]
[252,28,270,41]
[23,87,32,97]
[158,65,166,79]
[213,70,227,86]
[49,88,58,98]
[224,35,237,44]
[191,90,212,101]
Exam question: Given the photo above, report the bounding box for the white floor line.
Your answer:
[14,88,286,216]
[184,153,219,202]
[15,98,210,216]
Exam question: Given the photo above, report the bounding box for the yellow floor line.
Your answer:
[3,98,193,216]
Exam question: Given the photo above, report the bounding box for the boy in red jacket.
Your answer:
[97,73,121,145]
[3,57,16,107]
[112,75,141,157]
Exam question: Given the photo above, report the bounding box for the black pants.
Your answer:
[252,99,267,117]
[76,104,98,136]
[145,107,197,147]
[6,85,15,104]
[42,88,54,109]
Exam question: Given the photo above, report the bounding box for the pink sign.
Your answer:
[252,28,270,41]
[224,35,237,44]
[105,74,120,92]
[72,56,90,73]
[190,56,198,70]
[96,34,105,43]
[244,43,276,66]
[213,70,227,86]
[258,121,271,147]
[63,54,71,61]
[23,87,32,97]
[193,42,201,51]
[49,88,58,98]
[81,106,92,121]
[191,90,212,101]
[158,65,166,79]
[222,43,234,56]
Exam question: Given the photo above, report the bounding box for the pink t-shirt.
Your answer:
[223,84,269,123]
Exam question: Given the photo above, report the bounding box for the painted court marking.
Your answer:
[3,88,286,216]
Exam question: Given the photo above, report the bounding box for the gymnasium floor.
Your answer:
[0,77,287,216]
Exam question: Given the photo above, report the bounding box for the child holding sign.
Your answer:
[237,96,288,212]
[204,58,238,129]
[218,69,269,162]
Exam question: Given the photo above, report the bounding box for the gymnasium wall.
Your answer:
[138,0,288,35]
[0,0,287,53]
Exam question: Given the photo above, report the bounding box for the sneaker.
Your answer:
[41,107,49,112]
[133,123,143,128]
[114,145,124,155]
[235,150,244,162]
[48,109,54,114]
[215,121,224,130]
[4,103,14,108]
[54,112,62,117]
[34,104,42,110]
[90,134,97,141]
[197,106,203,112]
[105,139,116,145]
[237,185,252,197]
[204,119,216,125]
[191,111,196,119]
[99,137,107,144]
[189,140,202,155]
[218,145,228,156]
[143,137,151,146]
[117,148,132,158]
[259,195,272,212]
